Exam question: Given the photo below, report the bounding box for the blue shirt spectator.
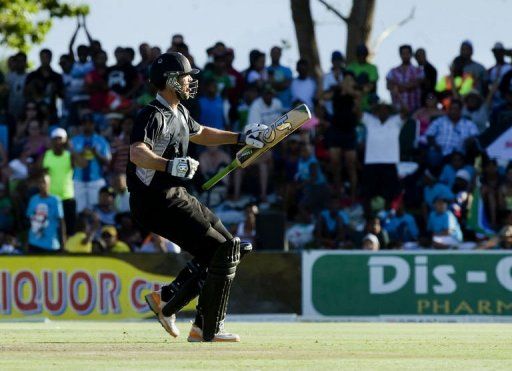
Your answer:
[27,193,64,251]
[424,182,454,208]
[199,95,225,130]
[296,154,327,184]
[267,46,293,109]
[427,201,463,242]
[71,131,111,182]
[385,212,419,242]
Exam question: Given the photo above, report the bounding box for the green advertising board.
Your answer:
[302,251,512,319]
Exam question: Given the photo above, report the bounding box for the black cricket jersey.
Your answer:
[126,94,202,194]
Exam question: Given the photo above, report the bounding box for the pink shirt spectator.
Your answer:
[386,65,424,112]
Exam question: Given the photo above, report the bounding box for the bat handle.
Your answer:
[201,160,239,191]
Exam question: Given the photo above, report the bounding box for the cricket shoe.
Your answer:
[145,290,180,338]
[187,321,240,342]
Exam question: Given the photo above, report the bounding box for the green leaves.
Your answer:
[0,0,89,52]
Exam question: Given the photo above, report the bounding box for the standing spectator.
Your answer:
[459,40,487,94]
[328,72,360,198]
[413,93,444,139]
[488,42,512,109]
[386,44,424,112]
[359,103,405,209]
[493,74,512,127]
[245,49,268,88]
[346,44,378,111]
[24,49,64,118]
[198,79,226,130]
[225,48,245,106]
[291,59,317,109]
[414,48,437,104]
[26,171,65,253]
[136,42,152,77]
[322,51,345,116]
[428,196,463,249]
[6,52,28,119]
[202,52,232,98]
[85,50,110,114]
[267,46,293,109]
[71,113,111,212]
[106,48,141,100]
[436,57,475,109]
[110,115,133,174]
[425,99,479,157]
[42,128,76,234]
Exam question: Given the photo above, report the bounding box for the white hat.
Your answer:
[455,169,471,183]
[51,128,67,140]
[363,233,380,249]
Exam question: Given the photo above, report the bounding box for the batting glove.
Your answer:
[237,123,269,148]
[166,157,199,179]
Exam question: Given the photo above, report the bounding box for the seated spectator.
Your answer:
[42,128,76,234]
[99,225,130,253]
[425,99,479,158]
[492,76,512,127]
[71,113,111,212]
[137,233,181,253]
[116,212,142,249]
[498,164,512,217]
[451,169,472,231]
[0,233,21,255]
[15,119,49,159]
[384,202,419,247]
[92,186,117,226]
[346,44,378,111]
[423,169,455,211]
[439,151,475,188]
[480,157,502,228]
[462,88,495,133]
[286,208,315,249]
[26,171,65,253]
[362,233,380,250]
[0,183,14,233]
[291,59,316,109]
[428,197,463,249]
[235,204,258,247]
[295,143,329,214]
[65,213,94,253]
[315,196,348,249]
[364,216,389,249]
[386,44,424,113]
[479,212,512,249]
[199,79,226,130]
[412,93,443,140]
[112,173,130,213]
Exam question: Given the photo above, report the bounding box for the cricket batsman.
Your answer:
[127,52,267,342]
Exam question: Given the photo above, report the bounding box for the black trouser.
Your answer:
[62,198,77,235]
[130,187,232,263]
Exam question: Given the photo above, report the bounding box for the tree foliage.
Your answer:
[0,0,89,52]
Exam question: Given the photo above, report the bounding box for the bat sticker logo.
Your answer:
[262,114,293,144]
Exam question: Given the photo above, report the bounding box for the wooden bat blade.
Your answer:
[236,103,311,168]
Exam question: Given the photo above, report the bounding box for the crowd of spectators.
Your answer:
[0,19,512,254]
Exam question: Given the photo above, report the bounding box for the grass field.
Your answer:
[1,321,511,370]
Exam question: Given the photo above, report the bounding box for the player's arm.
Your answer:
[189,126,239,146]
[130,142,168,171]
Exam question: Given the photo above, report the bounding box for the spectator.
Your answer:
[362,233,380,250]
[245,49,267,88]
[199,146,231,188]
[110,115,133,174]
[71,113,111,212]
[346,44,378,111]
[493,74,512,127]
[136,42,152,77]
[295,143,329,214]
[26,171,65,253]
[428,196,463,249]
[92,186,117,226]
[498,164,512,217]
[414,48,437,104]
[384,202,419,247]
[459,40,487,94]
[315,196,348,249]
[42,128,76,234]
[423,169,454,214]
[112,173,130,213]
[322,51,345,116]
[363,216,389,249]
[16,119,49,159]
[224,48,245,106]
[24,49,64,118]
[462,88,495,133]
[235,204,258,247]
[267,46,293,109]
[6,52,28,119]
[488,42,512,109]
[360,103,405,209]
[199,79,226,130]
[64,212,94,253]
[99,225,130,253]
[138,233,181,253]
[202,52,232,98]
[439,151,475,188]
[413,93,444,139]
[291,59,316,109]
[480,157,502,228]
[425,99,479,158]
[106,47,141,100]
[0,183,14,233]
[386,44,424,112]
[85,50,110,113]
[327,72,360,198]
[479,212,512,249]
[286,208,315,249]
[436,56,475,108]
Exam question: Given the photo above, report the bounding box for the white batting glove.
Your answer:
[238,123,269,148]
[166,157,199,179]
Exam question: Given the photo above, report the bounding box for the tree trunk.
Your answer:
[291,0,322,80]
[346,0,376,63]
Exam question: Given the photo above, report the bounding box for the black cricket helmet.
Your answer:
[149,52,199,99]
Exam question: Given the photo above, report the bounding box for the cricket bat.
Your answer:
[202,103,311,190]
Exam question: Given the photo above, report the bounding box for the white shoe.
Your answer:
[187,321,240,342]
[145,290,180,338]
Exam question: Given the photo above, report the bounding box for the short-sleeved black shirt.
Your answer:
[127,96,202,194]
